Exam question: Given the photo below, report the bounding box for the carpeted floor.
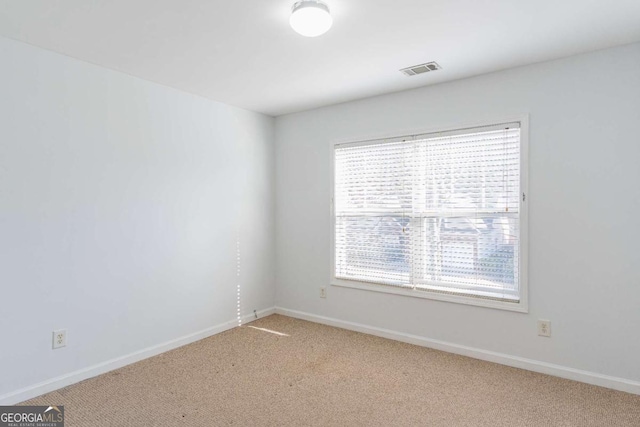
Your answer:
[23,314,640,426]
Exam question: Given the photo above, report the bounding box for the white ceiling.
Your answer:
[1,1,639,116]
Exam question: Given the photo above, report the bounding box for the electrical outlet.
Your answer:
[53,329,67,349]
[537,320,551,337]
[320,287,326,298]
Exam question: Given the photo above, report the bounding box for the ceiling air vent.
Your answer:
[400,61,442,76]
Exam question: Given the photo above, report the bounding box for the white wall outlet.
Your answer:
[320,287,326,298]
[537,320,551,337]
[53,329,67,349]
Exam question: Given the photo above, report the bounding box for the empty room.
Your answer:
[1,1,640,425]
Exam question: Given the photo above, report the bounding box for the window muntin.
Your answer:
[334,123,522,303]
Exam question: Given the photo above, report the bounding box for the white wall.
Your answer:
[275,43,640,385]
[0,37,275,399]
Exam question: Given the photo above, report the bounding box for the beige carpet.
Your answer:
[23,314,640,426]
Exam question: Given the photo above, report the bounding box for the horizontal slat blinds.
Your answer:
[334,124,521,302]
[335,141,414,286]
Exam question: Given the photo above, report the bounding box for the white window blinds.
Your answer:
[334,123,522,302]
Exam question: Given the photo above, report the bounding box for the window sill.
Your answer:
[331,278,528,313]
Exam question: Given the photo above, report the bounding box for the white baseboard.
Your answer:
[5,306,637,404]
[275,307,640,396]
[0,307,276,405]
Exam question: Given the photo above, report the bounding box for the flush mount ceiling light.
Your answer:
[290,0,333,37]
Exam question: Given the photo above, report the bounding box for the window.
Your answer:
[331,120,527,311]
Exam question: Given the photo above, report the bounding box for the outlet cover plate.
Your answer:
[537,320,551,337]
[53,329,67,349]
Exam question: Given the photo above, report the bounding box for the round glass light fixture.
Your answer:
[290,0,333,37]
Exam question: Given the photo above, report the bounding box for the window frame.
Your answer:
[329,115,529,313]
